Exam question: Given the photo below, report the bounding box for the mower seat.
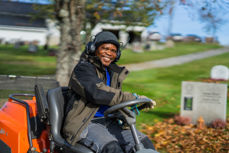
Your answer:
[47,87,93,153]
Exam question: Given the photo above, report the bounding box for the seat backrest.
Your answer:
[47,87,66,145]
[34,84,49,123]
[47,87,94,153]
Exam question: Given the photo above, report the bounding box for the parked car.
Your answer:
[205,36,218,43]
[184,34,202,42]
[147,32,161,41]
[167,33,183,42]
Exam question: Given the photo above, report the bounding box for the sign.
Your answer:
[210,65,229,80]
[181,81,227,124]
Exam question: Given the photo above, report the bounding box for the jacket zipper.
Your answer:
[70,108,96,141]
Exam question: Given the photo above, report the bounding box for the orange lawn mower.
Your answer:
[0,85,158,153]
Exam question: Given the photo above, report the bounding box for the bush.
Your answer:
[174,115,191,125]
[210,119,227,129]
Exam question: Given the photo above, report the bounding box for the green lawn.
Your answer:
[121,51,229,127]
[0,43,228,128]
[118,42,221,65]
[0,42,221,75]
[0,45,56,75]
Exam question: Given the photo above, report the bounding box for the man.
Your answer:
[63,31,156,153]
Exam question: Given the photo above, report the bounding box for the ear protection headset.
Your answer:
[85,32,122,62]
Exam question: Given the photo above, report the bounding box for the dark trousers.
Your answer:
[78,117,155,153]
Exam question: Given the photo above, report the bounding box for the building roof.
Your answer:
[0,1,39,16]
[0,1,46,28]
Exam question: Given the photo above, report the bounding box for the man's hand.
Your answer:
[138,95,156,110]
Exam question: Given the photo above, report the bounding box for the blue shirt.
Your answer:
[94,68,110,117]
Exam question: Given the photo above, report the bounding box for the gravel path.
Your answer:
[123,47,229,71]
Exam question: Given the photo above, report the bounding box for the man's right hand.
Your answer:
[138,95,156,110]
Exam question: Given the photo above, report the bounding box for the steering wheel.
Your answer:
[104,98,153,152]
[104,98,151,117]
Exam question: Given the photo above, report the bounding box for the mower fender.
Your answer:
[0,99,49,153]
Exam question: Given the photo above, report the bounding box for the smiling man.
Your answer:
[62,31,156,153]
[95,43,117,66]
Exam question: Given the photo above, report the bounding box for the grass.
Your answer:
[0,45,56,75]
[0,89,34,107]
[0,42,221,75]
[121,51,229,127]
[0,43,228,128]
[118,42,222,65]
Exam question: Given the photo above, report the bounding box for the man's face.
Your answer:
[95,43,117,67]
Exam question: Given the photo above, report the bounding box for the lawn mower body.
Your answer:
[0,85,94,153]
[0,96,50,153]
[0,86,158,153]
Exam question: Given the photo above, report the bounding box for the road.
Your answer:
[123,47,229,71]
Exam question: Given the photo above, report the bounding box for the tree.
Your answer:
[180,0,228,39]
[198,1,226,39]
[165,0,176,36]
[54,0,86,86]
[84,0,169,39]
[34,0,168,86]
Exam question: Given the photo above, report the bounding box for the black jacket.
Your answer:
[62,52,136,145]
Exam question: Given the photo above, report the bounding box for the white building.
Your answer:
[0,25,47,45]
[0,1,146,46]
[91,20,147,45]
[0,1,59,46]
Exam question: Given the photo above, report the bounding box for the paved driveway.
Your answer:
[123,47,229,71]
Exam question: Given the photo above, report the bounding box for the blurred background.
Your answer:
[1,0,229,46]
[0,0,228,152]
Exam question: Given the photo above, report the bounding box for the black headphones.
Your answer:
[85,33,122,62]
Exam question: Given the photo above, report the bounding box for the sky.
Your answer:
[12,0,229,46]
[13,0,51,4]
[148,3,229,46]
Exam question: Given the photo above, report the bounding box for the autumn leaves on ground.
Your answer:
[141,117,229,153]
[140,79,229,153]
